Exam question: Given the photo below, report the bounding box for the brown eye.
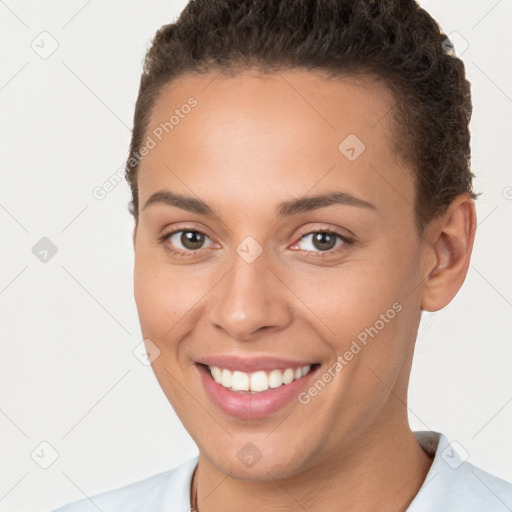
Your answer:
[160,229,213,255]
[311,232,337,251]
[178,230,205,250]
[297,230,347,253]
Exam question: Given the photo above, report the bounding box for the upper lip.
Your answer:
[196,355,317,373]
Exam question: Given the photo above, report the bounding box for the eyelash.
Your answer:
[157,227,354,258]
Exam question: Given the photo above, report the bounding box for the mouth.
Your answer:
[195,361,321,419]
[202,363,318,393]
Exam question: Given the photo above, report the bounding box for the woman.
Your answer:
[52,0,512,510]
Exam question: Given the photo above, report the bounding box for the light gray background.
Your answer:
[0,1,511,511]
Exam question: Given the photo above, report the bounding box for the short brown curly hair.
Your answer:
[125,0,476,231]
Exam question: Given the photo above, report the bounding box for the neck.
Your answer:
[191,420,433,512]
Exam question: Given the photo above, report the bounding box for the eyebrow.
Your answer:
[142,189,376,217]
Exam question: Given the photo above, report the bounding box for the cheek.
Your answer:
[133,246,206,343]
[336,252,422,383]
[289,243,421,360]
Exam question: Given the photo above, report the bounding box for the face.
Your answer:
[133,69,428,480]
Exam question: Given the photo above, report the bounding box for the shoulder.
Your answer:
[409,431,512,512]
[50,456,198,512]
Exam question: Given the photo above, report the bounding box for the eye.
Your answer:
[292,229,352,254]
[158,227,353,258]
[159,229,214,256]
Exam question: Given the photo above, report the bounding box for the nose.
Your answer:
[208,248,292,341]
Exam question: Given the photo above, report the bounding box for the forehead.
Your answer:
[138,68,414,221]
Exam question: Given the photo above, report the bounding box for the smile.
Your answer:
[195,360,321,419]
[207,364,313,393]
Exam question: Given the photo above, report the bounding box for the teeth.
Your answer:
[268,369,283,389]
[221,368,232,388]
[250,371,269,392]
[210,366,222,382]
[208,364,313,393]
[231,371,249,391]
[282,368,295,385]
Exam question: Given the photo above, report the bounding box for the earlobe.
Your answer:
[421,195,477,312]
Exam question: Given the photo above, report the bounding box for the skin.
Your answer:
[132,68,476,512]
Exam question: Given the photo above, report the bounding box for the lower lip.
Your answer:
[196,363,320,420]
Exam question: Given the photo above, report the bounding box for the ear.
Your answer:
[132,223,137,249]
[421,194,477,312]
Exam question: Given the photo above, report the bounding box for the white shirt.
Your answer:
[51,431,512,511]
